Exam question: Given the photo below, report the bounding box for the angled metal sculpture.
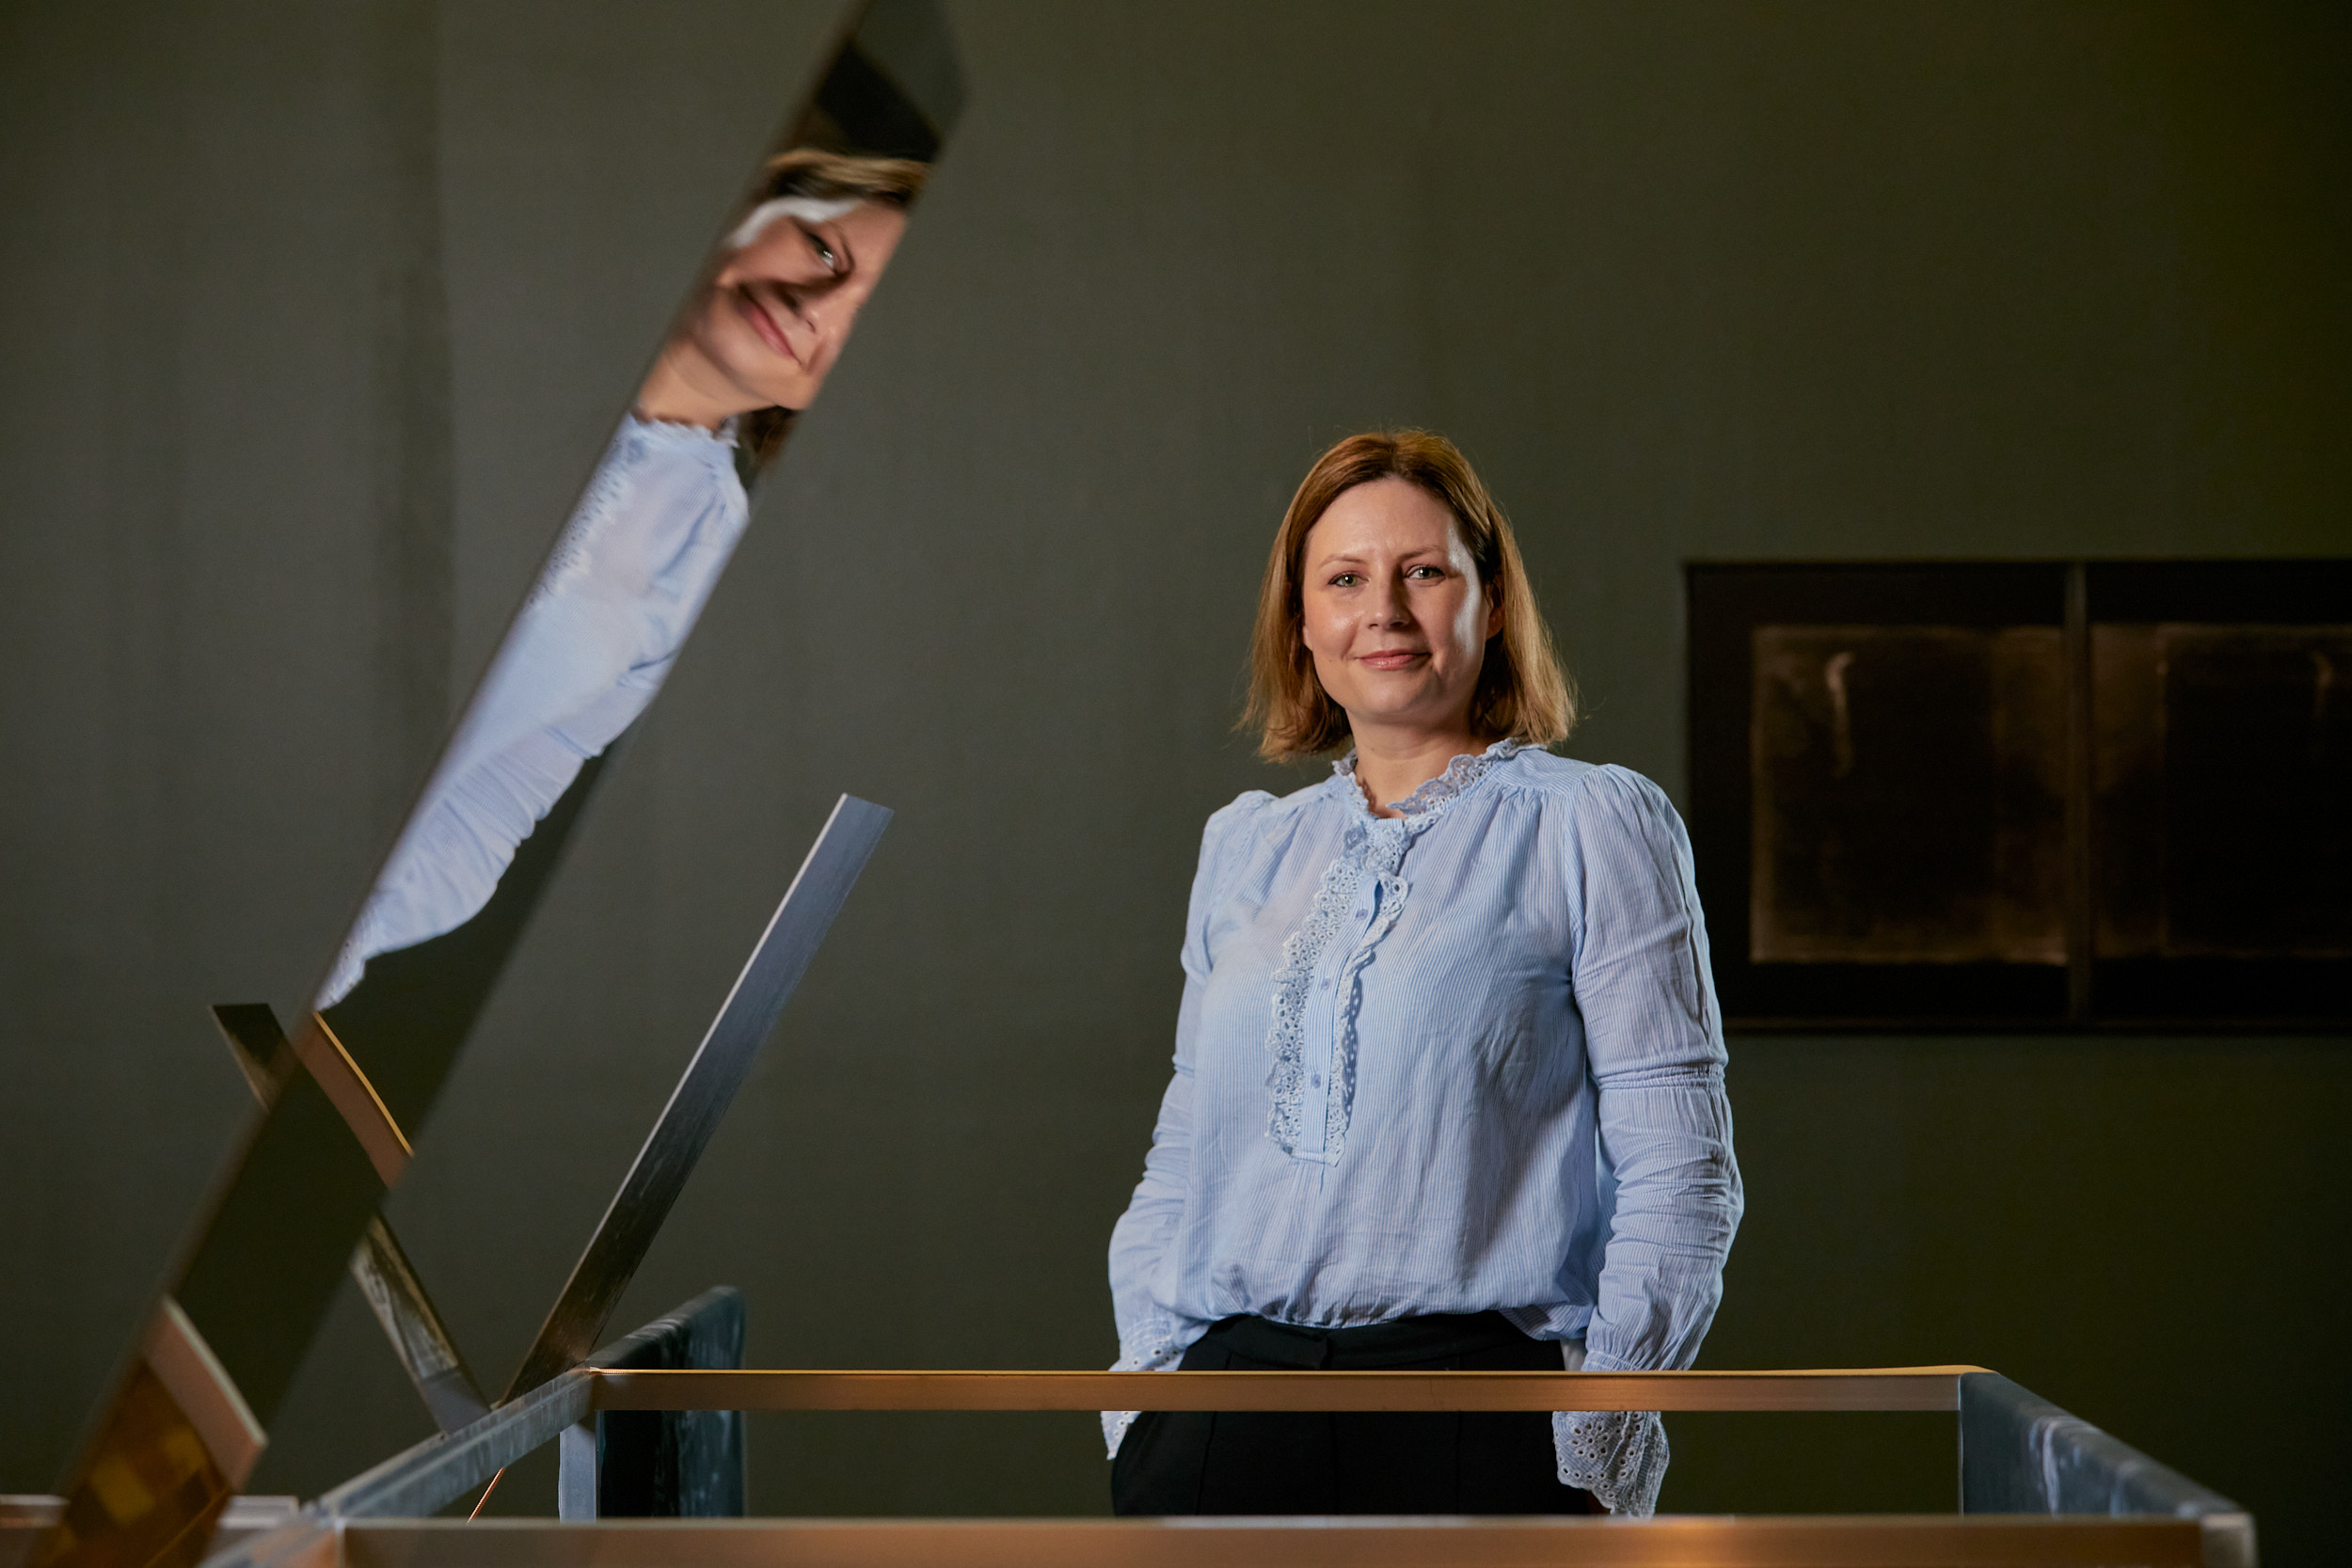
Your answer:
[506,795,893,1401]
[186,1351,2255,1568]
[30,5,961,1563]
[215,793,888,1463]
[211,1007,488,1436]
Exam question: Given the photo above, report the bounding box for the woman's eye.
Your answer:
[803,229,840,271]
[1407,565,1444,579]
[1329,573,1361,588]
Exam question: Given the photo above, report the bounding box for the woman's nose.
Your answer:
[1369,578,1409,625]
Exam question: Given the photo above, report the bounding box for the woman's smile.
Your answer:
[734,285,802,364]
[1297,476,1500,745]
[639,194,909,429]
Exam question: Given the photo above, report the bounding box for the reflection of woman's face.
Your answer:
[682,198,908,415]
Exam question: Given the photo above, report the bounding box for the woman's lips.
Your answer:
[1358,649,1426,671]
[737,286,801,365]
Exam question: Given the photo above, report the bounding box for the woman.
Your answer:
[1104,431,1742,1517]
[325,150,923,1005]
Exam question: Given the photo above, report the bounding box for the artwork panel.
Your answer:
[1699,561,2349,1028]
[1750,626,2062,965]
[2154,626,2352,958]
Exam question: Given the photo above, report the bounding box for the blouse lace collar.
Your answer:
[1330,736,1527,823]
[628,408,741,450]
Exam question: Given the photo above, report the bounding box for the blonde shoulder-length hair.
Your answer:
[1244,430,1575,764]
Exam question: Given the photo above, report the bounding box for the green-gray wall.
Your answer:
[3,2,2344,1561]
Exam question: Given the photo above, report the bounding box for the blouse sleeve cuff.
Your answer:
[1551,1408,1670,1516]
[1580,1344,1643,1375]
[1555,1340,1672,1512]
[1101,1328,1188,1459]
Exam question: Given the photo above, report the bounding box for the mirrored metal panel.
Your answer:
[322,3,961,1074]
[33,8,962,1566]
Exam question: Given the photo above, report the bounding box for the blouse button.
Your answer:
[1354,908,1368,919]
[1310,1074,1322,1088]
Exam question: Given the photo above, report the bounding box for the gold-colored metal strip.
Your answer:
[291,1015,412,1188]
[27,1361,234,1568]
[139,1300,266,1487]
[191,1514,336,1568]
[327,1515,2205,1568]
[590,1365,1984,1415]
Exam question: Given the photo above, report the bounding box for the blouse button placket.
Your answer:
[1295,863,1393,1163]
[1294,873,1349,1161]
[1271,752,1519,1165]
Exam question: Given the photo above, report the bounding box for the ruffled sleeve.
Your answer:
[1102,790,1272,1454]
[1552,765,1744,1512]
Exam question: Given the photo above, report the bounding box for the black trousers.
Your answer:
[1110,1312,1602,1516]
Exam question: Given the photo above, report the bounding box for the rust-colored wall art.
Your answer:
[1689,561,2352,1029]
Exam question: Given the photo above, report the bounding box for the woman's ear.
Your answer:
[1486,581,1505,639]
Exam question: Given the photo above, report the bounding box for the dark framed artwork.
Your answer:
[1687,560,2352,1031]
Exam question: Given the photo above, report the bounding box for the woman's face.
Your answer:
[680,197,909,415]
[1298,478,1501,740]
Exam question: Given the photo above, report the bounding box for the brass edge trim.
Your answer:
[145,1296,267,1486]
[325,1516,2207,1568]
[297,1013,413,1186]
[589,1367,1976,1414]
[2197,1512,2258,1568]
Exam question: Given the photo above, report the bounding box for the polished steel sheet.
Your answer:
[503,796,892,1399]
[305,1371,596,1529]
[214,1007,488,1434]
[39,5,960,1557]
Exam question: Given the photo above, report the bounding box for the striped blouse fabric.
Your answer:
[1104,741,1743,1504]
[321,416,745,1006]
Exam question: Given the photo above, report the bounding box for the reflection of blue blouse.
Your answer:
[323,418,746,1006]
[1104,742,1743,1504]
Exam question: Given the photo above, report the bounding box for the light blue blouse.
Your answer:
[1105,742,1743,1496]
[323,417,746,1005]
